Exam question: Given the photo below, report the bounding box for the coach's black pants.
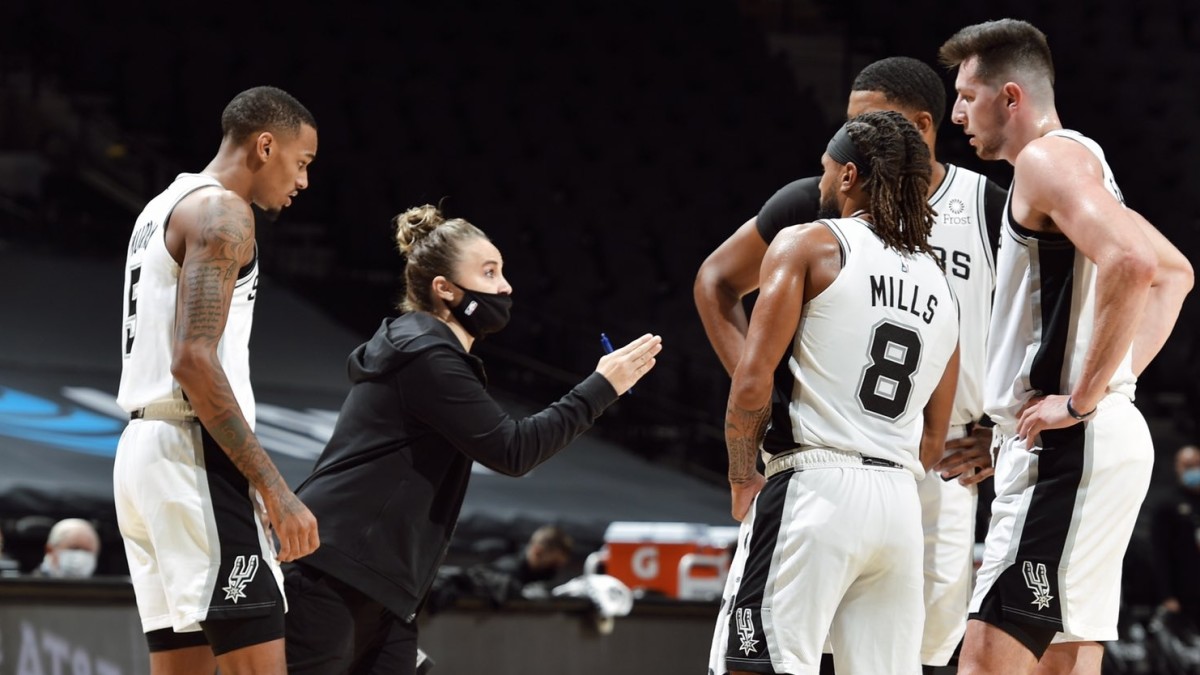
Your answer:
[284,562,419,675]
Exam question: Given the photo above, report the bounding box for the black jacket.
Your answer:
[295,312,618,621]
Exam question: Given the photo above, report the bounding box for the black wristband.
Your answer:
[1066,396,1096,421]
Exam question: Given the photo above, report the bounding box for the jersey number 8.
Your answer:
[857,321,923,420]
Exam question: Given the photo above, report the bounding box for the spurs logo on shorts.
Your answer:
[1022,561,1053,611]
[736,607,759,655]
[223,554,260,603]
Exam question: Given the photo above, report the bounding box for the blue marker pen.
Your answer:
[600,333,632,394]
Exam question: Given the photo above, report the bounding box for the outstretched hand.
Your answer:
[596,334,663,395]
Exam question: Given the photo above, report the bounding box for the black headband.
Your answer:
[826,124,871,177]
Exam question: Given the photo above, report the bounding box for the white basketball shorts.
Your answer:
[114,419,285,634]
[970,394,1153,643]
[708,449,924,675]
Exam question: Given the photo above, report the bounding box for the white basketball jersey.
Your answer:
[763,217,960,478]
[983,130,1136,434]
[118,173,259,425]
[928,164,996,425]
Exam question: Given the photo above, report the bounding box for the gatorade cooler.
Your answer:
[598,522,739,600]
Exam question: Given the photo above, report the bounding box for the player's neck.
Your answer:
[1005,108,1063,164]
[201,140,256,203]
[925,161,947,199]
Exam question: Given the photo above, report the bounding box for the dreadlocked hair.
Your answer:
[846,110,938,263]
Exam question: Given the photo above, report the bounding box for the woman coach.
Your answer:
[283,204,662,674]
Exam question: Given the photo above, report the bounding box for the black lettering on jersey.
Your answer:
[931,246,971,280]
[923,295,938,324]
[869,275,937,325]
[129,220,157,255]
[871,275,887,307]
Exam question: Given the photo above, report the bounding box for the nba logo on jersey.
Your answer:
[223,554,260,603]
[736,607,759,655]
[1022,561,1054,611]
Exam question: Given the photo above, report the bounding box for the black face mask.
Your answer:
[447,282,512,338]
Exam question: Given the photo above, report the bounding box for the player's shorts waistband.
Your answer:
[765,447,902,479]
[992,392,1132,439]
[130,400,197,423]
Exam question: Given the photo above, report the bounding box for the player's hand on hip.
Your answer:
[935,426,995,486]
[595,334,663,395]
[1016,394,1078,446]
[730,472,766,522]
[264,490,320,562]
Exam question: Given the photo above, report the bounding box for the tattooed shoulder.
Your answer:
[190,190,255,264]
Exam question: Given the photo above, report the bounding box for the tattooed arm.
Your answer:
[168,189,319,562]
[725,398,770,522]
[726,223,842,521]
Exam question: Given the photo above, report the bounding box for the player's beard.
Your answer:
[817,191,841,220]
[260,207,282,223]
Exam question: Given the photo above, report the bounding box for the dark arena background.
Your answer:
[1,0,1198,673]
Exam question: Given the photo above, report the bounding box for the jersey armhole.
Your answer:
[817,219,850,268]
[976,177,998,276]
[162,183,227,265]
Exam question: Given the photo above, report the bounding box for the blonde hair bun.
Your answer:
[393,204,446,255]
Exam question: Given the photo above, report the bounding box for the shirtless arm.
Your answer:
[694,218,769,376]
[1015,138,1157,441]
[726,224,838,521]
[1126,210,1193,375]
[170,191,318,562]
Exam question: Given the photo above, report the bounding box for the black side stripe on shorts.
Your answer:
[999,423,1087,629]
[725,473,789,671]
[201,428,283,621]
[990,236,1083,630]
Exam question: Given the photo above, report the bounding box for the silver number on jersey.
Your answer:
[857,321,923,419]
[123,264,142,359]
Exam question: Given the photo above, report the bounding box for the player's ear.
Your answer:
[1002,82,1022,110]
[255,132,275,162]
[842,163,857,192]
[913,111,934,135]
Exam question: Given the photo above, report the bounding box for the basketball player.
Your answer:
[713,111,960,675]
[939,19,1193,674]
[114,86,320,674]
[696,56,1004,672]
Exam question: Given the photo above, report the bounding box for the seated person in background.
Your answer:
[486,525,574,589]
[36,518,101,579]
[0,528,19,577]
[1151,444,1200,629]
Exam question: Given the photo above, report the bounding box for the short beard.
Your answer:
[974,106,1010,160]
[253,204,282,224]
[817,192,841,220]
